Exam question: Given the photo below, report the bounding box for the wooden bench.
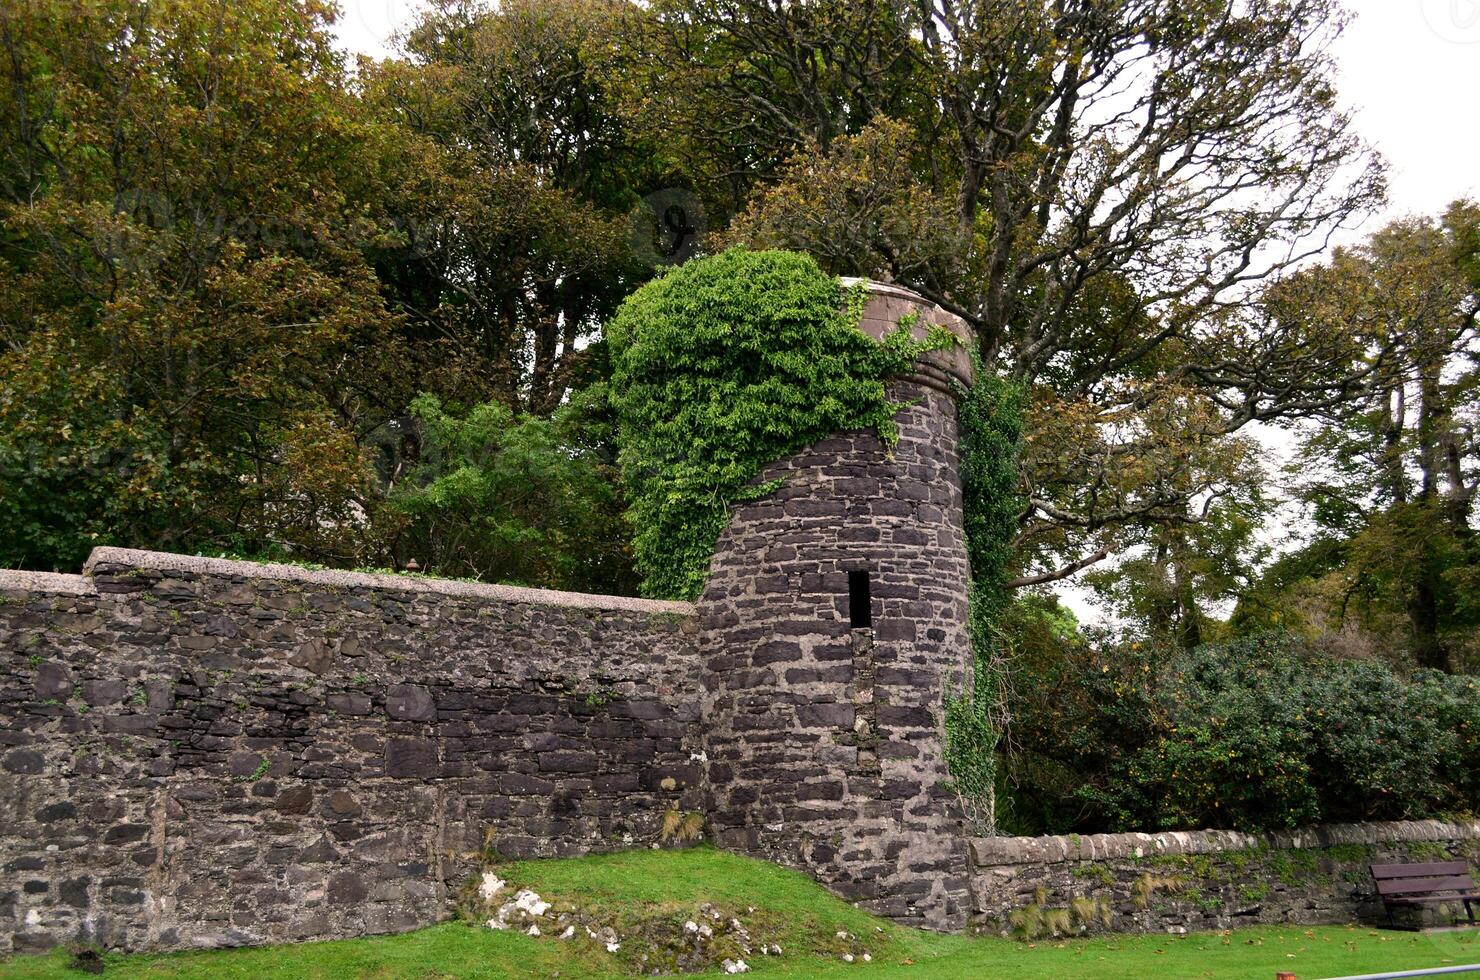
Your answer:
[1370,861,1479,928]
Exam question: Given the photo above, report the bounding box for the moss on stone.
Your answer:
[1072,864,1115,888]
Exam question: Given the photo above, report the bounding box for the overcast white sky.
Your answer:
[331,0,1480,621]
[1332,0,1480,229]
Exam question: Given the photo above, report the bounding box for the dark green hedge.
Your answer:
[1010,630,1480,833]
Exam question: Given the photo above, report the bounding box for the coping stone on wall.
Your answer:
[0,569,94,595]
[967,818,1480,867]
[839,276,974,392]
[77,547,695,616]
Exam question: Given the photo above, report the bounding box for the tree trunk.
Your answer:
[1407,552,1452,673]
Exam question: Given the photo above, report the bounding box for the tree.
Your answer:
[0,0,400,570]
[388,391,636,593]
[660,0,1386,585]
[1238,202,1480,672]
[1086,453,1271,651]
[634,0,926,217]
[358,0,662,416]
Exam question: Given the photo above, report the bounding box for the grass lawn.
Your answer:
[3,847,1476,979]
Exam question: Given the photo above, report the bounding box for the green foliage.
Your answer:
[1245,205,1480,673]
[710,0,1385,598]
[0,0,397,571]
[358,0,659,416]
[943,363,1025,835]
[607,248,938,599]
[241,757,271,783]
[388,392,634,594]
[943,665,1003,835]
[1040,633,1480,833]
[1239,881,1271,904]
[957,369,1027,621]
[1072,864,1115,889]
[0,0,656,579]
[1002,626,1480,834]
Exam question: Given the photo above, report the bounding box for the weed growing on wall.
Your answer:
[608,248,943,600]
[944,364,1026,835]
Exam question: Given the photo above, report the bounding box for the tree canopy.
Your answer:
[2,0,1475,682]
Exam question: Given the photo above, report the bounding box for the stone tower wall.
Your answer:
[696,284,975,930]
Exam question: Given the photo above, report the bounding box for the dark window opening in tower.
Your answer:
[848,570,872,629]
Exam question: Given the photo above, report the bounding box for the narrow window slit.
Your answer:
[848,570,872,629]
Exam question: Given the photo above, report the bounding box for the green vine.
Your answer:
[608,248,945,600]
[943,360,1026,835]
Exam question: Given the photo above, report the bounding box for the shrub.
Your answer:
[1007,630,1480,833]
[390,391,635,593]
[997,615,1166,835]
[1093,636,1322,831]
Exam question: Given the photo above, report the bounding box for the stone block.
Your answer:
[327,693,373,715]
[384,738,438,778]
[386,684,436,722]
[82,679,128,704]
[34,662,73,700]
[275,785,313,815]
[796,703,855,728]
[1,749,44,774]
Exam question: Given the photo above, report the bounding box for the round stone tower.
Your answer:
[697,280,974,930]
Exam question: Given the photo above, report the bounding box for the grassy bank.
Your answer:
[3,847,1475,979]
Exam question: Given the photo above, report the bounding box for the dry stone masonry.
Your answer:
[3,281,1466,956]
[699,383,973,929]
[0,551,701,953]
[700,282,978,932]
[967,820,1480,934]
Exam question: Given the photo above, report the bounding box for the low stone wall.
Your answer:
[967,819,1480,935]
[0,549,700,954]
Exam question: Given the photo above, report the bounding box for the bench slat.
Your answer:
[1375,876,1476,896]
[1388,895,1480,906]
[1371,861,1469,879]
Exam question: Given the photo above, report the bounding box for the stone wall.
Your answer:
[967,819,1480,935]
[0,549,701,954]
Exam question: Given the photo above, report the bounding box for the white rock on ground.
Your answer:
[478,872,507,902]
[721,959,750,974]
[511,889,551,916]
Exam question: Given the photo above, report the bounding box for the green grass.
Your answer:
[3,847,1478,979]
